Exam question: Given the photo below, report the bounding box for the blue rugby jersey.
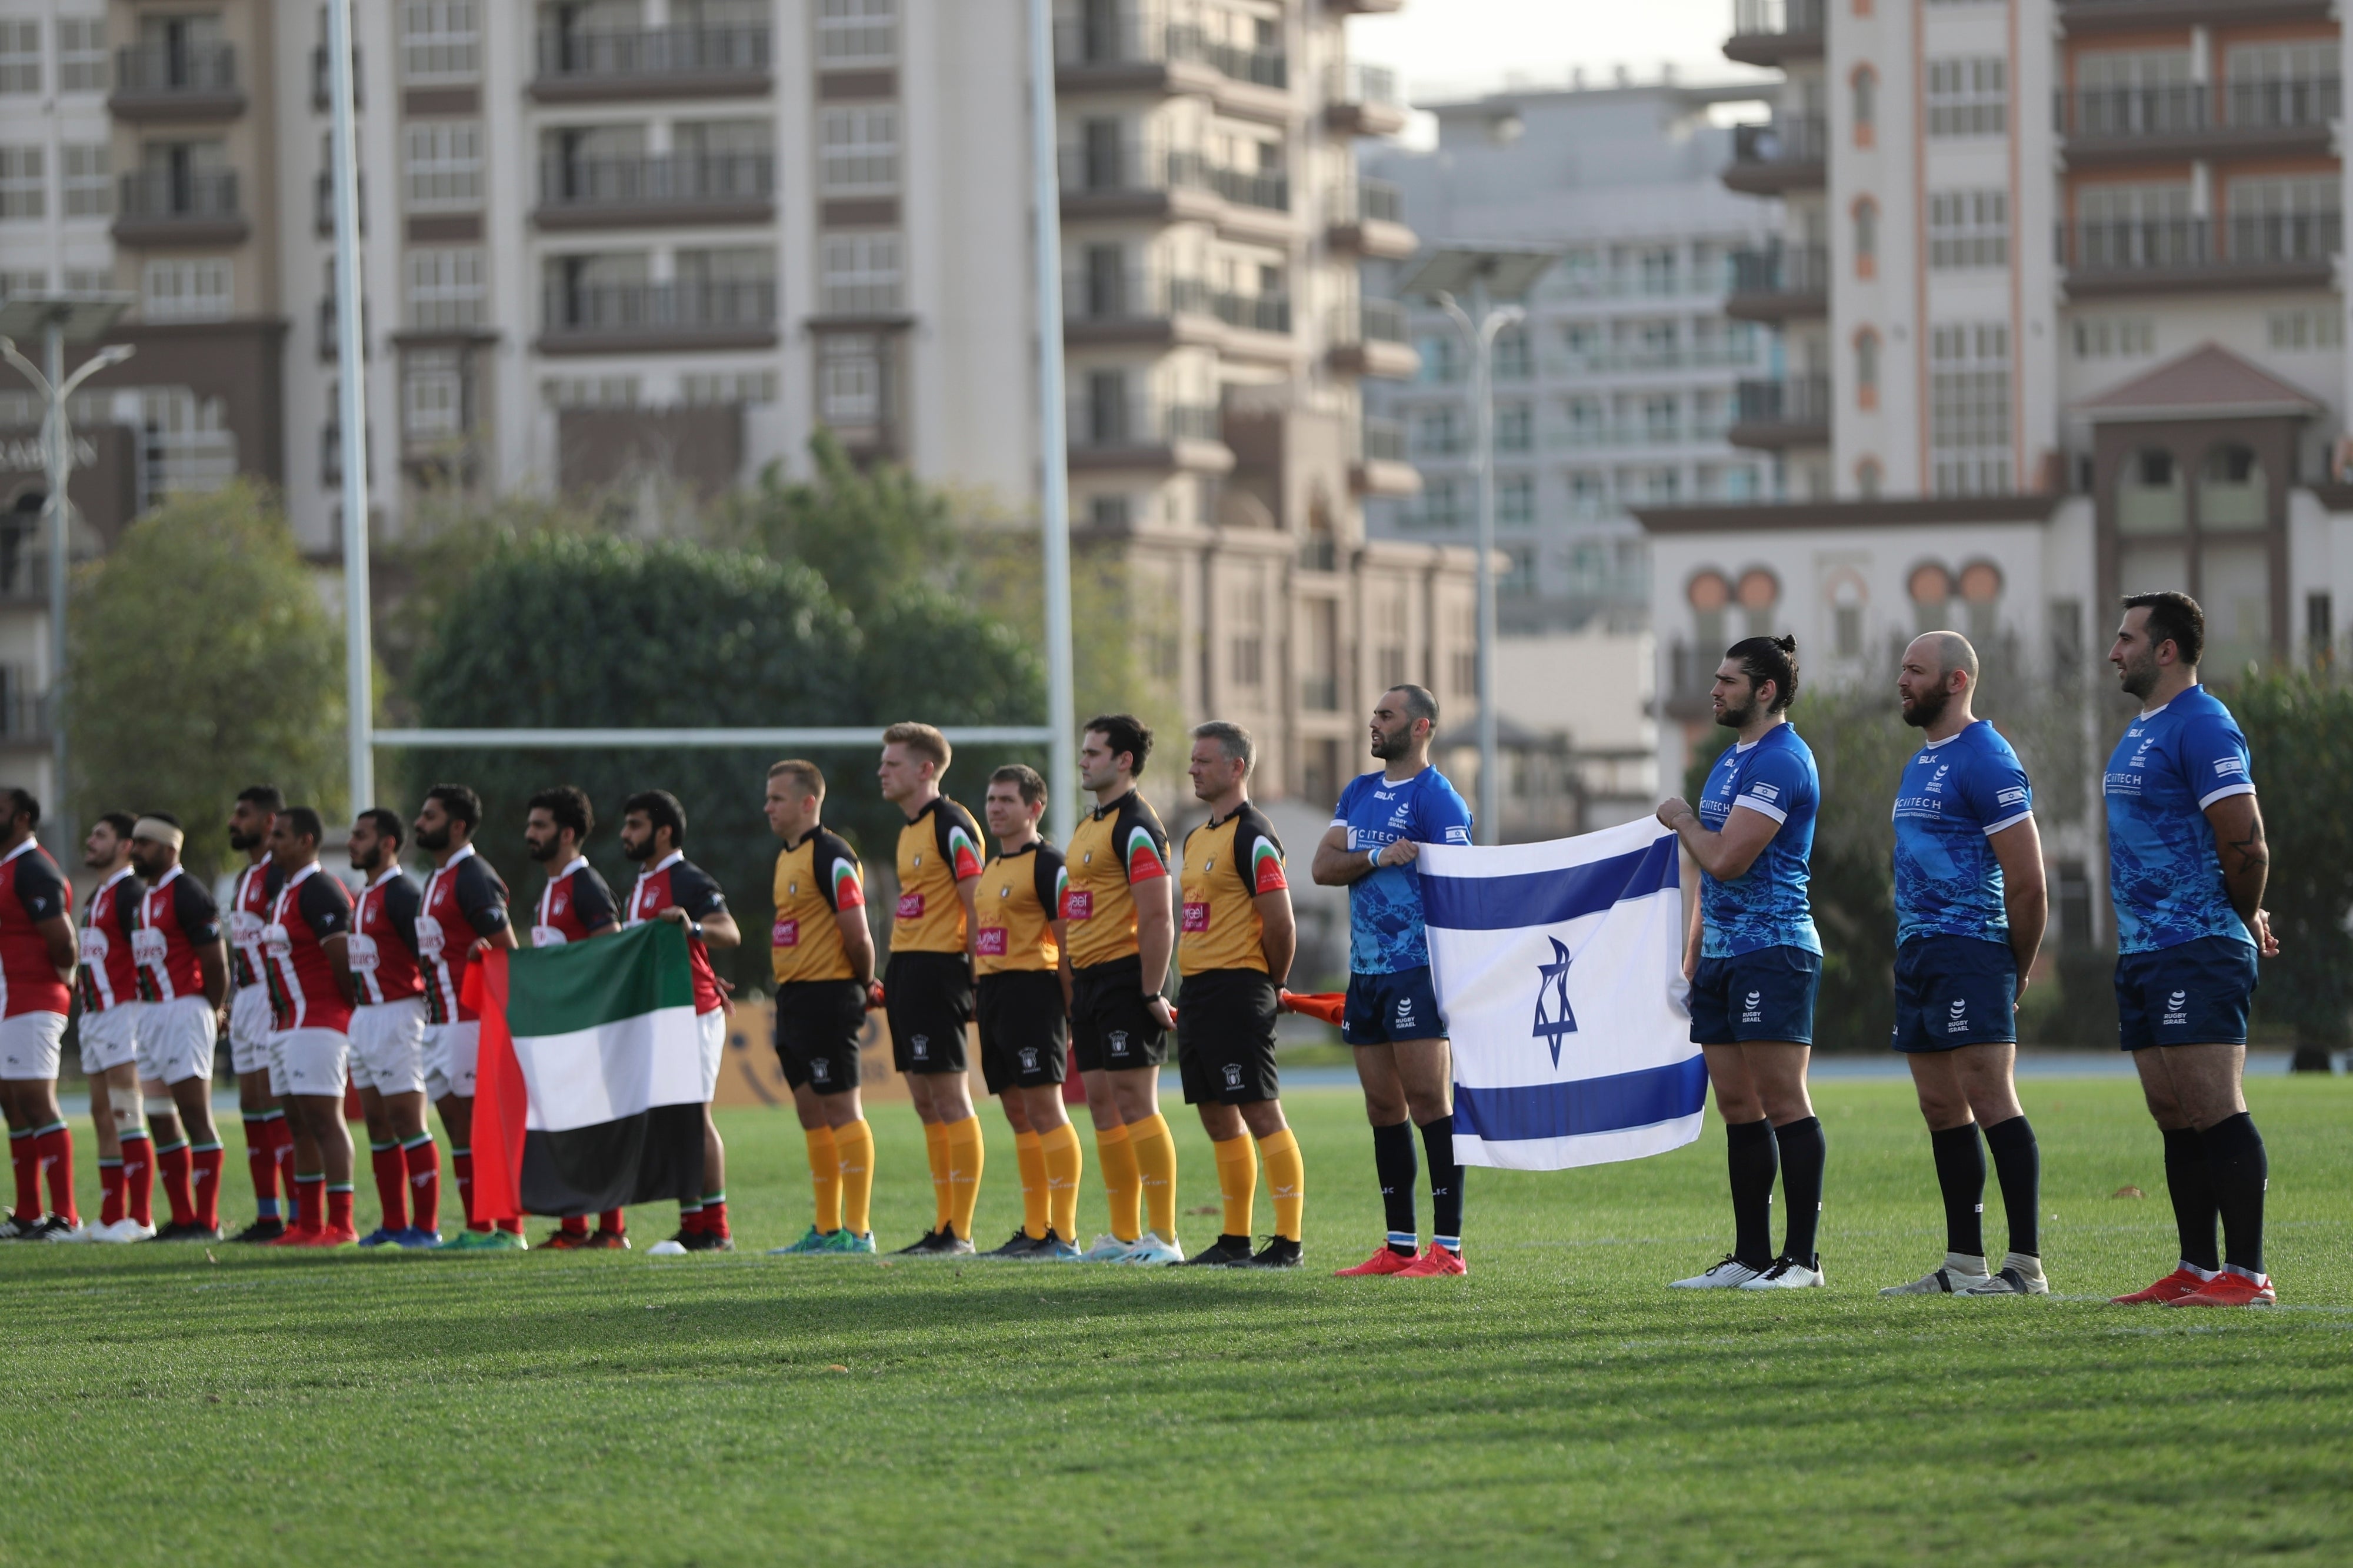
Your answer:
[1332,765,1474,975]
[2104,685,2256,955]
[1697,722,1821,958]
[1892,719,2034,946]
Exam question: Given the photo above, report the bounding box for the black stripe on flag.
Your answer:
[518,1102,705,1216]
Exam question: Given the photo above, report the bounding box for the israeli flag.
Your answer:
[1420,818,1703,1170]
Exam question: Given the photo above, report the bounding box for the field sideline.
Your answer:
[4,1078,2348,1566]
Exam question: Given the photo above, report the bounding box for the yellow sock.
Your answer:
[1258,1126,1304,1243]
[945,1116,985,1242]
[805,1124,841,1233]
[1040,1122,1082,1243]
[923,1119,951,1232]
[1095,1122,1139,1243]
[1014,1129,1048,1240]
[1212,1135,1258,1238]
[1129,1112,1178,1242]
[835,1119,875,1237]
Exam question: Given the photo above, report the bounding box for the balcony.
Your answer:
[1326,0,1404,12]
[1727,375,1831,449]
[1326,177,1417,259]
[1725,245,1829,322]
[112,170,246,246]
[1325,62,1408,138]
[310,44,362,113]
[1351,416,1420,498]
[2059,215,2340,297]
[1066,399,1234,474]
[1724,116,1826,196]
[1062,270,1291,359]
[110,44,243,120]
[1724,0,1824,69]
[537,279,779,355]
[535,154,776,230]
[531,26,772,103]
[312,169,366,238]
[1054,11,1288,122]
[1059,142,1294,239]
[2058,0,2331,35]
[2057,78,2338,165]
[1327,299,1419,379]
[1300,675,1341,712]
[315,293,372,362]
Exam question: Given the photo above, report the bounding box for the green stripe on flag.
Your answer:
[505,919,695,1037]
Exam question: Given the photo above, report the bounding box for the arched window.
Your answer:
[1735,566,1781,638]
[1852,66,1877,148]
[1687,569,1732,678]
[1828,569,1868,657]
[1855,456,1884,499]
[1909,561,1954,632]
[1855,328,1881,411]
[1958,560,2004,646]
[1853,197,1878,279]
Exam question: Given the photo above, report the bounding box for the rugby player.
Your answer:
[1880,635,2050,1297]
[1314,687,1475,1279]
[760,760,881,1257]
[76,813,153,1240]
[128,813,229,1242]
[1657,636,1828,1290]
[522,786,625,1249]
[971,763,1081,1262]
[224,785,295,1243]
[2102,593,2280,1308]
[414,784,522,1250]
[346,808,439,1248]
[0,788,78,1241]
[619,790,741,1255]
[876,722,987,1256]
[260,808,361,1246]
[1063,715,1181,1265]
[1174,723,1304,1269]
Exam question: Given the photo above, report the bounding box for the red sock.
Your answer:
[681,1202,705,1233]
[271,1117,296,1212]
[404,1138,440,1233]
[99,1159,125,1227]
[191,1143,223,1229]
[35,1124,75,1225]
[326,1185,354,1235]
[597,1207,625,1235]
[560,1215,590,1236]
[293,1173,324,1233]
[156,1140,196,1227]
[242,1115,279,1215]
[8,1129,32,1220]
[497,1216,524,1236]
[368,1143,408,1233]
[121,1131,155,1226]
[452,1147,486,1233]
[701,1198,728,1239]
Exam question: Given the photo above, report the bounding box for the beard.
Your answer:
[2118,649,2159,699]
[1714,695,1757,730]
[1369,726,1405,759]
[1900,684,1952,730]
[351,843,384,874]
[621,836,654,863]
[414,822,450,852]
[526,836,558,863]
[228,828,259,852]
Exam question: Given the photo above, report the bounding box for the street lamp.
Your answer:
[1398,245,1557,846]
[0,292,135,850]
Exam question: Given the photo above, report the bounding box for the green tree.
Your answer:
[67,482,344,879]
[719,430,960,620]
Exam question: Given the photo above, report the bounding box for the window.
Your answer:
[1498,473,1535,524]
[62,145,109,217]
[1854,329,1879,411]
[1853,197,1878,278]
[1495,402,1532,453]
[2268,308,2344,351]
[1928,189,2007,268]
[1929,322,2011,495]
[1492,326,1532,380]
[682,371,779,406]
[0,269,43,300]
[1927,56,2005,137]
[404,122,483,210]
[818,0,896,68]
[819,232,901,313]
[1417,476,1468,528]
[818,106,898,196]
[1854,459,1883,502]
[541,375,641,410]
[62,268,111,295]
[143,389,235,497]
[2229,174,2339,262]
[0,21,37,95]
[402,348,466,441]
[1412,406,1462,456]
[142,259,233,322]
[2075,50,2192,135]
[2228,41,2334,128]
[1567,470,1608,517]
[56,17,106,92]
[402,2,481,82]
[1851,66,1876,148]
[1501,544,1539,598]
[0,147,42,220]
[406,247,486,330]
[1227,571,1265,688]
[2073,316,2154,358]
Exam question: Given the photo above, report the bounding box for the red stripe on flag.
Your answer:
[468,948,528,1223]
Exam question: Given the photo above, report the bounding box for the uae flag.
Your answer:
[466,920,706,1220]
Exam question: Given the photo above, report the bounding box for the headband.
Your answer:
[132,817,184,852]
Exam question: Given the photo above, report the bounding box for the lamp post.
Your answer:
[1398,246,1557,845]
[325,0,373,816]
[0,293,134,852]
[1026,0,1077,846]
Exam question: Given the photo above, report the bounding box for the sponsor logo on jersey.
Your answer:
[1182,902,1210,933]
[896,892,925,920]
[772,916,799,949]
[1064,888,1095,921]
[976,928,1008,956]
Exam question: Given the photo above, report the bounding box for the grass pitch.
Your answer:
[3,1077,2349,1567]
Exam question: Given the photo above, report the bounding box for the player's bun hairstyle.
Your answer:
[236,784,285,813]
[881,721,951,776]
[5,786,41,827]
[1085,713,1153,776]
[98,810,139,840]
[284,806,326,844]
[989,762,1048,807]
[625,789,688,848]
[358,807,405,848]
[424,783,482,831]
[768,759,826,799]
[528,785,595,842]
[2123,589,2205,667]
[1725,634,1801,712]
[1191,720,1255,774]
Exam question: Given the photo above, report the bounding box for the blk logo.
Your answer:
[1532,936,1578,1067]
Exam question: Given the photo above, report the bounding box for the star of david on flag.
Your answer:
[1419,818,1705,1171]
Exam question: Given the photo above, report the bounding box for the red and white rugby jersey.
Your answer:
[264,862,354,1033]
[0,838,70,1018]
[416,845,509,1025]
[625,851,726,1015]
[532,856,618,946]
[351,866,424,1006]
[226,860,276,993]
[77,866,141,1013]
[134,865,222,1003]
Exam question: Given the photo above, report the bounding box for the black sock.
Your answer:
[1725,1117,1778,1269]
[1419,1115,1464,1247]
[2199,1112,2267,1276]
[2161,1125,2220,1272]
[1982,1115,2039,1259]
[1929,1122,1986,1259]
[1775,1116,1826,1263]
[1372,1120,1417,1253]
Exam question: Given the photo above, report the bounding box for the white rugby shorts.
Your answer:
[77,1002,144,1076]
[228,986,275,1077]
[0,1010,69,1080]
[350,997,428,1098]
[276,1027,350,1097]
[425,1019,481,1102]
[136,995,217,1086]
[698,1006,727,1102]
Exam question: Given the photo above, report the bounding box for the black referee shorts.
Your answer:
[1176,968,1281,1105]
[976,969,1068,1095]
[1070,955,1167,1073]
[774,979,867,1094]
[885,950,975,1075]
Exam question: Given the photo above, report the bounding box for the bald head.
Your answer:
[1912,630,1979,686]
[1898,630,1981,732]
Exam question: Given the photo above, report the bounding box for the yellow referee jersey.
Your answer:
[771,826,865,985]
[1178,804,1288,976]
[975,841,1066,976]
[889,796,984,954]
[1062,789,1169,970]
